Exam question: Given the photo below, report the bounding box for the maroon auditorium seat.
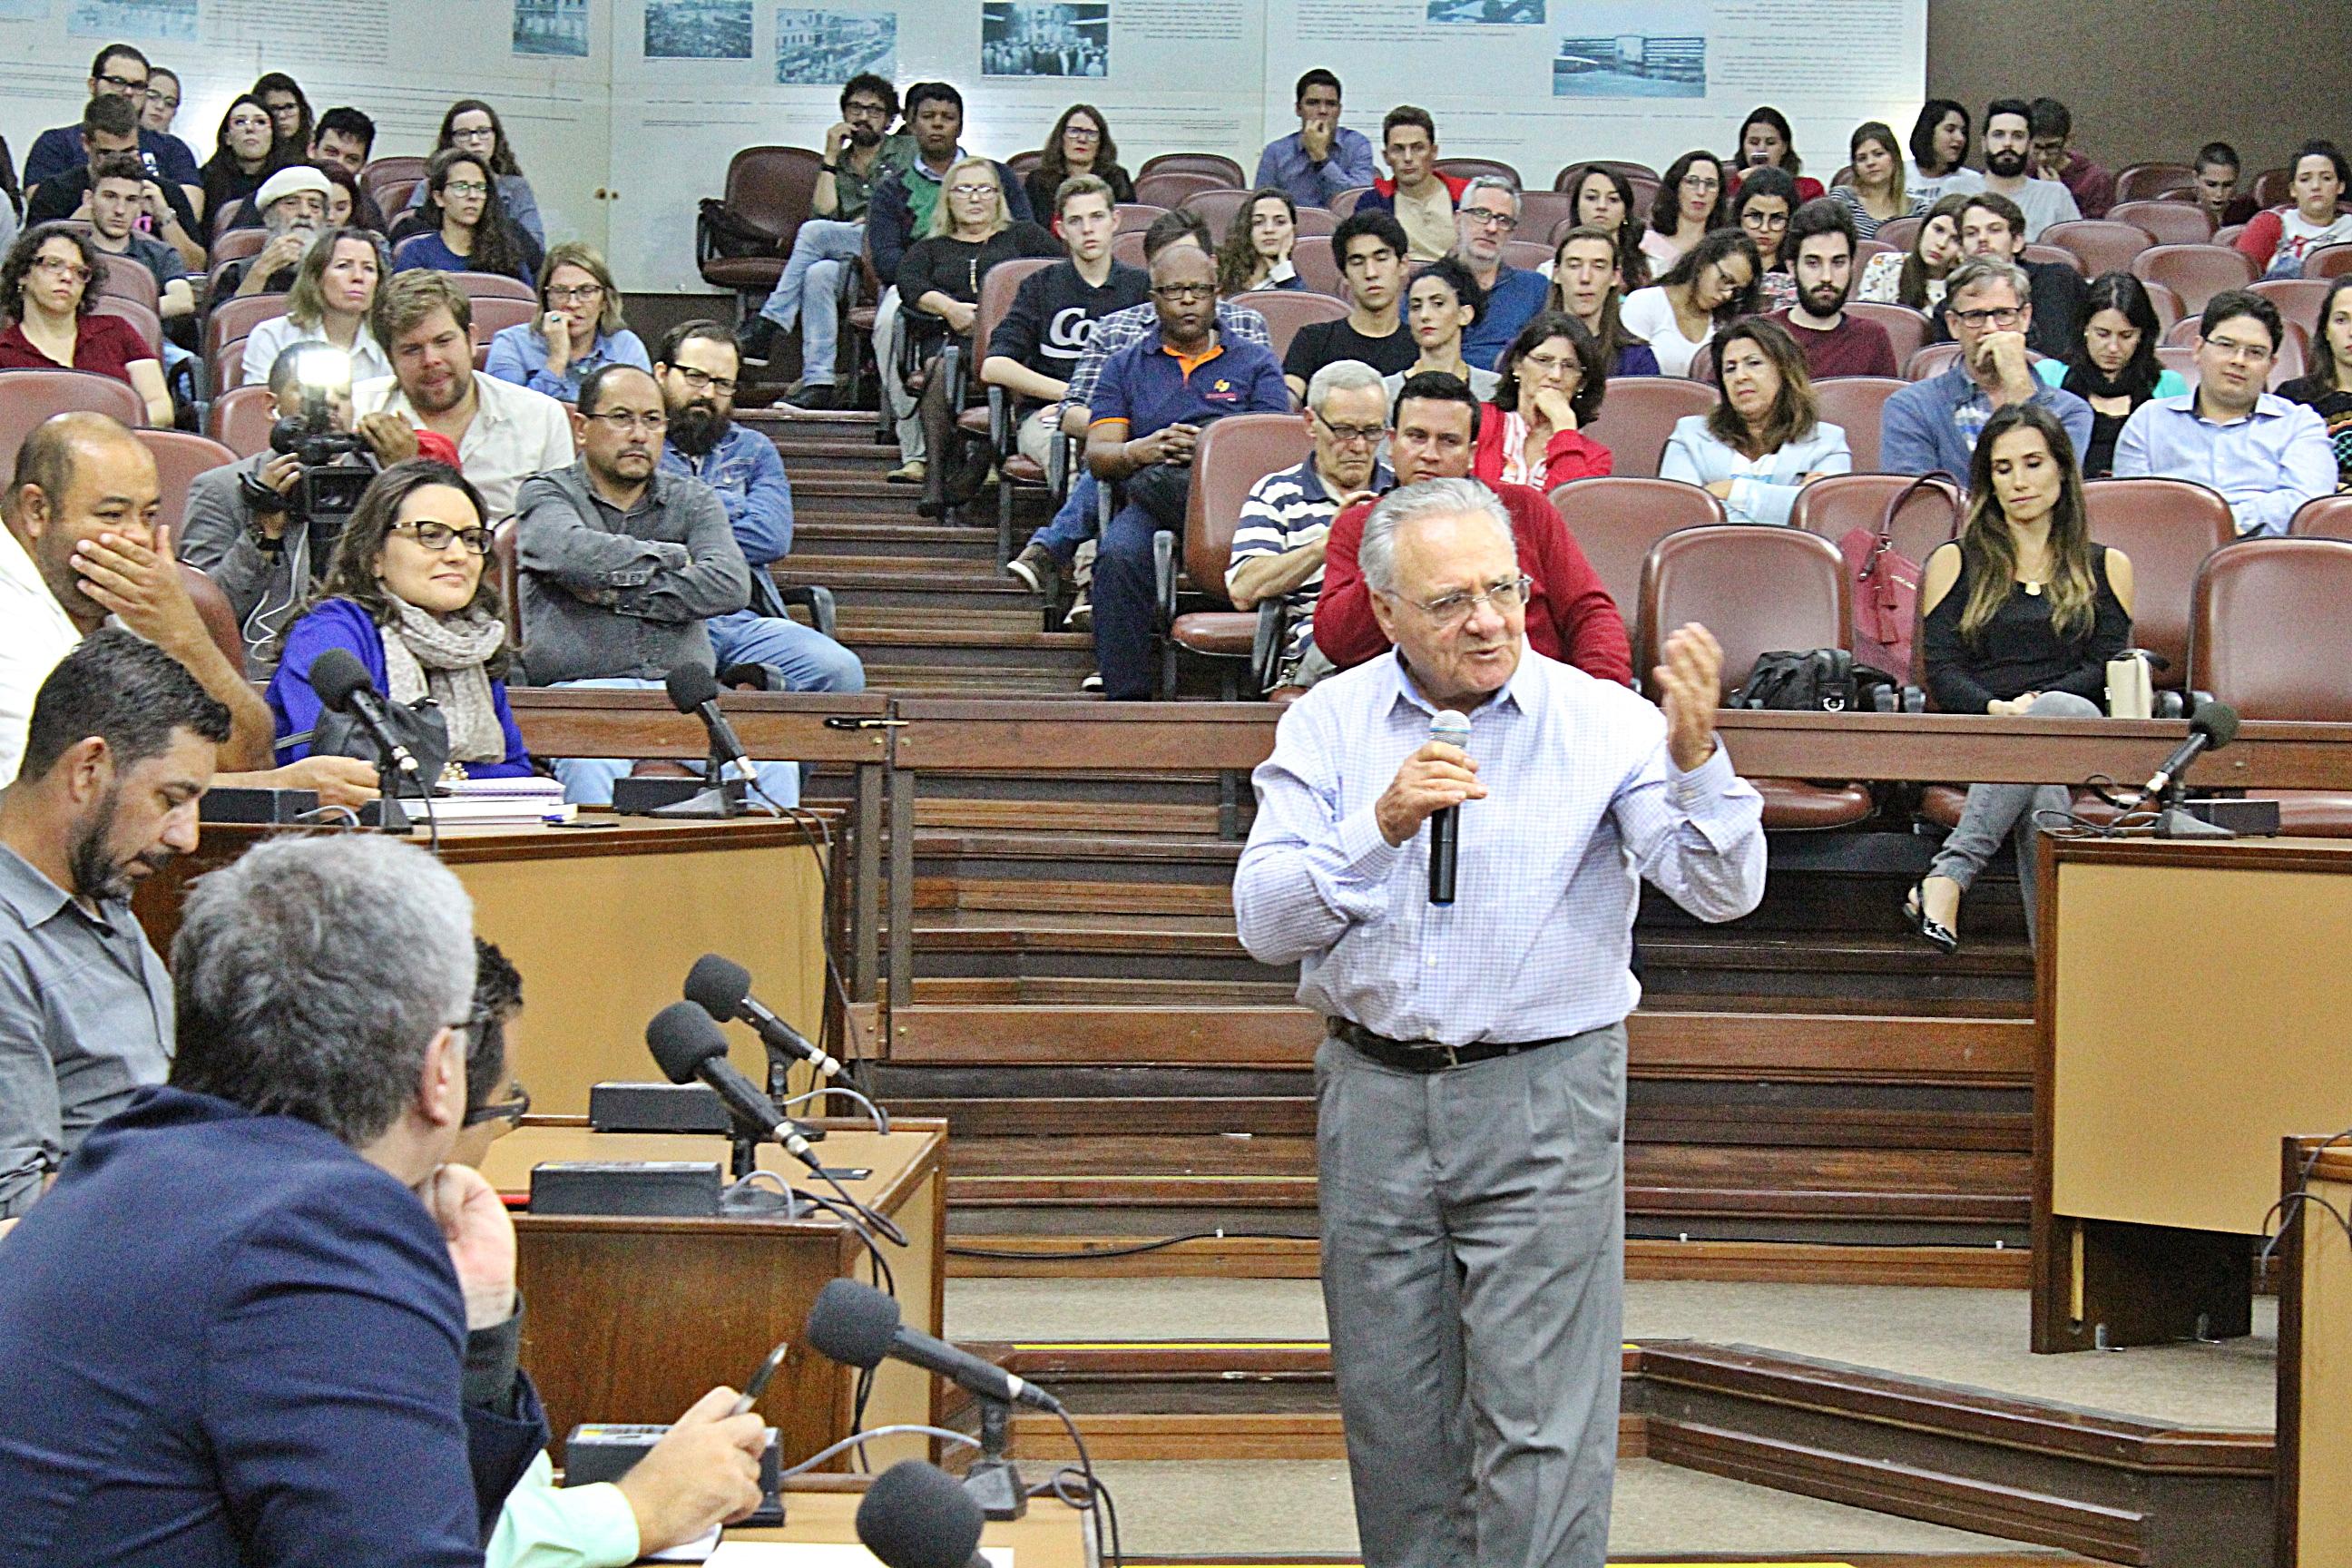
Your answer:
[2190,537,2352,833]
[1549,475,1724,641]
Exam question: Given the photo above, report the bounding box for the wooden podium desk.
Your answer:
[134,816,828,1115]
[2033,836,2352,1353]
[478,1118,946,1471]
[2278,1137,2352,1568]
[723,1482,1093,1566]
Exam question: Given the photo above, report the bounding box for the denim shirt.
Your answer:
[482,324,652,404]
[662,424,795,617]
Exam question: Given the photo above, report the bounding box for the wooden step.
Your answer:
[779,555,1014,584]
[859,667,1096,697]
[796,521,1000,560]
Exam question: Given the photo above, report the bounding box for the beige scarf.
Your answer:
[379,601,508,764]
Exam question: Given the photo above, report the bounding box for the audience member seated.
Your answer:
[1083,241,1289,699]
[401,99,546,247]
[1771,198,1897,379]
[355,271,575,521]
[24,94,201,269]
[0,832,545,1561]
[22,44,201,207]
[485,242,651,403]
[1731,106,1826,204]
[1452,176,1547,371]
[183,346,417,670]
[1560,162,1651,288]
[2027,97,2112,220]
[738,74,909,394]
[656,321,864,696]
[901,156,1060,515]
[266,458,532,780]
[79,152,194,320]
[1731,166,1799,313]
[1911,403,2131,949]
[1883,257,2093,482]
[217,164,331,299]
[1905,100,1984,206]
[313,162,368,233]
[308,108,387,229]
[0,630,226,1220]
[1360,106,1463,262]
[1475,312,1611,488]
[134,62,197,182]
[1857,191,1965,309]
[1621,229,1760,379]
[1219,188,1305,295]
[1023,102,1133,221]
[1282,210,1414,398]
[2276,276,2352,491]
[1313,372,1631,682]
[982,174,1150,481]
[391,147,543,284]
[243,226,393,387]
[1547,225,1661,378]
[0,223,170,426]
[1254,68,1375,211]
[2031,271,2188,477]
[250,71,315,154]
[1643,151,1728,273]
[1937,192,2085,358]
[1388,257,1497,402]
[1663,318,1851,524]
[2234,140,2352,280]
[2192,141,2259,230]
[2114,289,2335,535]
[197,93,288,239]
[1831,120,1924,240]
[1227,358,1392,691]
[1978,98,2079,240]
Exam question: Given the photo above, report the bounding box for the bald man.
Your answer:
[0,411,377,804]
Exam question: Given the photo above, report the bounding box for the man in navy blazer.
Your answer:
[0,832,545,1566]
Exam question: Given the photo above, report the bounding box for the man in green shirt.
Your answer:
[740,73,914,400]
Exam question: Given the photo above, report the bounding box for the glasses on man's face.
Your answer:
[1408,574,1533,628]
[1313,408,1384,446]
[588,410,669,436]
[33,256,93,283]
[949,182,998,199]
[96,72,148,96]
[1463,209,1518,231]
[393,520,494,555]
[1741,211,1789,231]
[464,1079,531,1129]
[545,284,604,304]
[2203,336,2275,365]
[845,101,890,120]
[1949,306,2024,330]
[1152,283,1215,303]
[672,366,737,397]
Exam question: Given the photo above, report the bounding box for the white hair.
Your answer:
[1305,358,1387,416]
[1459,173,1522,213]
[1358,477,1515,596]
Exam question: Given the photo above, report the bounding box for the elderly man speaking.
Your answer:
[1234,476,1766,1567]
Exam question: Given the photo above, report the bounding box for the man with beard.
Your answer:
[657,321,864,692]
[216,165,335,299]
[1449,176,1549,373]
[1767,200,1896,379]
[0,629,229,1220]
[1978,99,2079,240]
[355,272,574,522]
[1931,192,2086,361]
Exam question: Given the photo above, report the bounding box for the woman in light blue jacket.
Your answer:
[1661,317,1851,524]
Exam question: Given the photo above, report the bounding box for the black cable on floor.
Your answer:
[946,1229,1318,1262]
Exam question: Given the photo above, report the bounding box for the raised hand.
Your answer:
[1652,622,1725,772]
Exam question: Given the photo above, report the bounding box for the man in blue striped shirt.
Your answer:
[1235,478,1765,1566]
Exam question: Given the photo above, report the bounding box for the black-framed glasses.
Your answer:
[1151,283,1215,302]
[1948,306,2024,330]
[545,283,604,304]
[1312,407,1385,446]
[392,520,494,555]
[1463,210,1519,231]
[465,1080,531,1128]
[96,72,149,95]
[671,366,737,397]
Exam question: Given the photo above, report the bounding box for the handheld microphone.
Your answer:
[643,1001,822,1171]
[1426,709,1471,906]
[807,1278,1064,1414]
[665,660,754,778]
[309,648,421,779]
[685,954,842,1079]
[856,1460,988,1568]
[2138,701,2240,799]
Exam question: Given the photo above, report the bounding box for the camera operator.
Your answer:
[178,345,430,674]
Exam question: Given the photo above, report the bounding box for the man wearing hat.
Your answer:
[220,164,333,300]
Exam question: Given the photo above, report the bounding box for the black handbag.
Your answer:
[1734,649,1900,713]
[312,694,451,792]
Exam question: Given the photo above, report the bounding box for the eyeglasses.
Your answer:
[1406,575,1533,627]
[1519,350,1581,375]
[1063,126,1102,142]
[392,520,494,555]
[844,101,891,119]
[1948,306,2024,329]
[545,283,604,304]
[1312,408,1385,446]
[587,410,669,435]
[1463,210,1519,231]
[451,126,497,143]
[2203,337,2275,363]
[1741,211,1790,230]
[1680,174,1720,192]
[464,1079,532,1128]
[1151,283,1215,302]
[32,257,93,282]
[148,92,179,111]
[96,72,148,95]
[671,366,737,397]
[948,182,999,198]
[444,180,490,198]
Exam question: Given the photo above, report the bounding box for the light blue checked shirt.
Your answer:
[2112,391,2337,537]
[1235,648,1765,1047]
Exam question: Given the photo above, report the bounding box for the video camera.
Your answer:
[261,346,377,527]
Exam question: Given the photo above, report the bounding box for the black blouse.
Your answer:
[897,222,1062,321]
[1921,544,2130,714]
[1024,162,1133,224]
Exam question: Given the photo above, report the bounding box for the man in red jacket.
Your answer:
[1313,371,1632,686]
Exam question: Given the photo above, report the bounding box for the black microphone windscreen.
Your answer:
[644,1000,731,1085]
[309,647,374,715]
[684,954,754,1022]
[807,1277,902,1372]
[856,1460,986,1568]
[2192,701,2240,750]
[664,660,721,715]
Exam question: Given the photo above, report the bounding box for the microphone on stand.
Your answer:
[1426,709,1471,906]
[309,647,416,832]
[643,1001,823,1171]
[686,953,843,1080]
[652,661,754,818]
[2137,701,2239,800]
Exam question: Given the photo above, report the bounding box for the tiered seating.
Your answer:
[2190,538,2352,832]
[1582,377,1714,478]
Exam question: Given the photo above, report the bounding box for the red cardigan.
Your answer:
[1314,478,1633,685]
[1471,407,1612,490]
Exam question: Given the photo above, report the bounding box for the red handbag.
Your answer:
[1840,474,1958,676]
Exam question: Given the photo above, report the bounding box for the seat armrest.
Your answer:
[1251,601,1285,689]
[778,583,838,639]
[1153,529,1177,625]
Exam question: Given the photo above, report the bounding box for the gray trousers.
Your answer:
[1926,689,2102,939]
[1316,1023,1627,1568]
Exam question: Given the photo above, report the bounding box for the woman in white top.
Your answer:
[1380,258,1501,401]
[1640,150,1729,271]
[1831,121,1925,240]
[1661,318,1851,525]
[1905,100,1985,206]
[1619,229,1759,378]
[241,227,392,388]
[1856,191,1968,310]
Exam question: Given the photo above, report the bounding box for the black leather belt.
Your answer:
[1328,1017,1568,1073]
